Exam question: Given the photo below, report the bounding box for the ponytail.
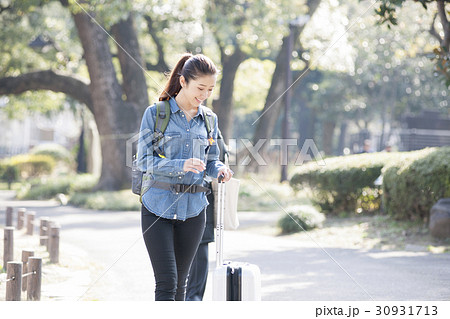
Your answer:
[159,53,218,101]
[159,53,192,101]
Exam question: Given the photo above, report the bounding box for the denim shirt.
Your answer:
[137,97,225,221]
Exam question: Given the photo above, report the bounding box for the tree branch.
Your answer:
[144,15,169,73]
[429,12,443,42]
[0,4,11,14]
[0,70,93,112]
[437,0,450,50]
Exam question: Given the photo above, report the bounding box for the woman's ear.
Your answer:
[179,75,186,88]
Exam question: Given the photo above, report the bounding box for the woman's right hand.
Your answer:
[183,158,206,174]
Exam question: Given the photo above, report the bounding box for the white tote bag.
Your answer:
[212,177,240,230]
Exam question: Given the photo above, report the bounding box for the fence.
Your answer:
[2,206,61,301]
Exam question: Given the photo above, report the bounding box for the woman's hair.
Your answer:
[159,53,219,101]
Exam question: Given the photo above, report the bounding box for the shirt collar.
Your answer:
[169,97,205,119]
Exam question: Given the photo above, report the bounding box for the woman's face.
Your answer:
[180,74,217,107]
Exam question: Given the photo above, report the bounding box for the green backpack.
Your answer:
[131,100,216,196]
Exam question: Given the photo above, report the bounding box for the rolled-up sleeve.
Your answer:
[205,114,225,178]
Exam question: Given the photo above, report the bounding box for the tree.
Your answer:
[0,0,148,190]
[205,0,315,142]
[375,0,450,85]
[243,0,322,170]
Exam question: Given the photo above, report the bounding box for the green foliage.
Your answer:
[16,173,98,200]
[382,147,450,222]
[69,190,140,211]
[29,143,74,165]
[7,154,55,179]
[290,152,397,214]
[277,205,325,234]
[374,0,450,86]
[0,163,19,189]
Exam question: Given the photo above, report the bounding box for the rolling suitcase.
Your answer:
[212,176,261,301]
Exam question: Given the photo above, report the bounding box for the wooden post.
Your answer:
[3,227,14,269]
[6,261,22,301]
[46,221,53,251]
[49,224,60,263]
[22,250,34,292]
[27,257,42,301]
[17,208,26,230]
[26,211,35,235]
[40,217,50,246]
[6,206,13,226]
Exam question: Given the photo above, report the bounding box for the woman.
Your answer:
[137,53,232,301]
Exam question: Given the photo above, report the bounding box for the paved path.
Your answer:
[1,191,450,301]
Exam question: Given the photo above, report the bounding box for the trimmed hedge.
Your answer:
[290,152,397,214]
[7,154,56,178]
[382,147,450,222]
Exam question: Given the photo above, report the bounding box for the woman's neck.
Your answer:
[175,92,197,112]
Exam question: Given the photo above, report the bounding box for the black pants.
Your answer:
[141,205,206,301]
[185,242,209,301]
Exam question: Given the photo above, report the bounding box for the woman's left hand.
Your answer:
[217,167,233,182]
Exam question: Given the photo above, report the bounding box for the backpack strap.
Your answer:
[201,106,216,144]
[155,100,171,134]
[153,100,171,158]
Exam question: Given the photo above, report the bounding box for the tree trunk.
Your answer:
[321,119,336,156]
[112,14,149,115]
[72,11,138,190]
[212,47,247,142]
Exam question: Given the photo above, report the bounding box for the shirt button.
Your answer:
[187,129,190,132]
[186,144,189,147]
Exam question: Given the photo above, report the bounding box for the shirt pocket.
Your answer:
[192,134,210,161]
[159,132,182,159]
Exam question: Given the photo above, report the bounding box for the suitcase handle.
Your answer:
[216,175,226,268]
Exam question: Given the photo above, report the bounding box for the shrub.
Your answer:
[290,152,396,214]
[8,154,56,178]
[382,147,450,222]
[0,163,19,189]
[16,174,98,200]
[19,177,72,200]
[29,143,74,164]
[277,205,325,234]
[69,190,140,211]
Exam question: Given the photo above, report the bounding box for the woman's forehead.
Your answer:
[192,74,217,86]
